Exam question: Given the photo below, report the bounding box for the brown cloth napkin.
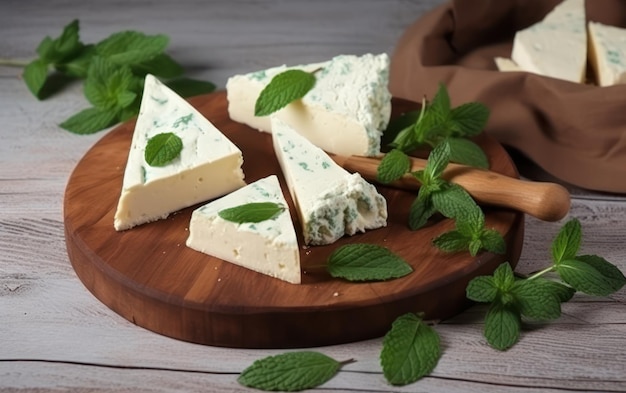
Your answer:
[389,0,626,193]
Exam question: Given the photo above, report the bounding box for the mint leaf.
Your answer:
[512,279,561,321]
[133,53,184,78]
[218,202,285,224]
[480,229,506,255]
[59,107,117,134]
[466,276,498,303]
[84,56,138,110]
[449,102,489,137]
[57,44,95,78]
[408,196,436,230]
[255,69,316,116]
[52,19,82,61]
[492,262,516,293]
[96,31,169,65]
[382,110,421,148]
[166,78,216,98]
[431,183,477,221]
[327,244,412,282]
[533,278,576,303]
[447,137,489,168]
[377,149,411,184]
[484,303,521,351]
[577,255,626,291]
[556,258,625,296]
[23,59,49,98]
[551,218,582,264]
[380,313,441,385]
[424,140,450,179]
[432,230,469,254]
[238,351,344,391]
[144,132,183,167]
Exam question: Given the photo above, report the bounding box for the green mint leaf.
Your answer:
[484,303,521,351]
[327,244,412,282]
[469,239,482,256]
[466,276,498,303]
[84,56,138,109]
[144,132,183,167]
[380,313,441,385]
[431,183,477,222]
[429,83,451,121]
[533,277,576,303]
[432,230,470,254]
[556,257,625,296]
[382,110,421,149]
[424,139,450,180]
[53,19,82,61]
[447,137,489,168]
[511,279,562,321]
[408,196,436,230]
[56,44,95,78]
[96,31,169,66]
[218,202,285,224]
[492,262,516,293]
[577,255,626,291]
[551,218,582,264]
[133,53,184,78]
[376,149,411,184]
[254,69,316,116]
[59,107,118,134]
[480,229,506,255]
[449,102,489,137]
[165,77,216,98]
[36,37,55,63]
[238,351,343,391]
[23,59,49,98]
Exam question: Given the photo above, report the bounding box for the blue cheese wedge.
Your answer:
[186,175,301,284]
[588,21,626,87]
[511,0,586,83]
[226,53,391,157]
[271,117,387,246]
[114,74,245,231]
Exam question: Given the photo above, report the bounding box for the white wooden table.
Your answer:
[2,1,625,392]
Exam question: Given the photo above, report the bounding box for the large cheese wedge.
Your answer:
[588,21,626,87]
[226,53,391,157]
[511,0,586,83]
[114,74,245,231]
[271,117,387,246]
[186,175,301,284]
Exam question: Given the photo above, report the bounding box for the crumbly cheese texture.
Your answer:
[186,175,301,284]
[588,21,626,86]
[511,0,586,83]
[114,74,245,231]
[226,53,392,157]
[271,118,387,246]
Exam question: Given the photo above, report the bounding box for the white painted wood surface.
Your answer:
[1,1,625,392]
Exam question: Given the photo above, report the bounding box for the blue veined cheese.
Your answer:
[271,117,387,246]
[114,74,245,231]
[186,175,301,284]
[226,53,392,157]
[511,0,586,83]
[588,21,626,87]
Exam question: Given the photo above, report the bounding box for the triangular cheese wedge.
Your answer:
[114,74,245,231]
[186,175,301,284]
[511,0,586,82]
[271,117,387,246]
[226,53,391,157]
[588,21,626,86]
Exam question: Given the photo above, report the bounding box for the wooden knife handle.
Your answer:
[335,154,570,222]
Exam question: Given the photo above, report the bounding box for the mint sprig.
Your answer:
[17,20,216,134]
[238,351,353,391]
[467,218,626,350]
[218,202,285,224]
[144,132,183,167]
[327,244,412,282]
[254,69,317,117]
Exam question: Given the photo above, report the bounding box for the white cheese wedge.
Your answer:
[114,74,245,231]
[511,0,586,83]
[271,117,387,246]
[226,53,392,157]
[494,57,522,72]
[186,175,301,284]
[588,21,626,86]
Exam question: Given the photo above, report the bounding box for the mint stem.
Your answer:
[0,58,30,67]
[526,265,554,281]
[339,358,357,367]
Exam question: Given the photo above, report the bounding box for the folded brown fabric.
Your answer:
[389,0,626,193]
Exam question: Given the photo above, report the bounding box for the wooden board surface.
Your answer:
[63,91,523,349]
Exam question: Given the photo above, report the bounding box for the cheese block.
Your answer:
[271,117,387,246]
[494,57,522,72]
[186,175,301,284]
[114,74,245,231]
[588,21,626,87]
[226,53,392,157]
[511,0,586,83]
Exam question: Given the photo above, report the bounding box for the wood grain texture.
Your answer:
[2,0,626,391]
[64,92,523,348]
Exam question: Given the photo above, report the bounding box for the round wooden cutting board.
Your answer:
[64,92,524,349]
